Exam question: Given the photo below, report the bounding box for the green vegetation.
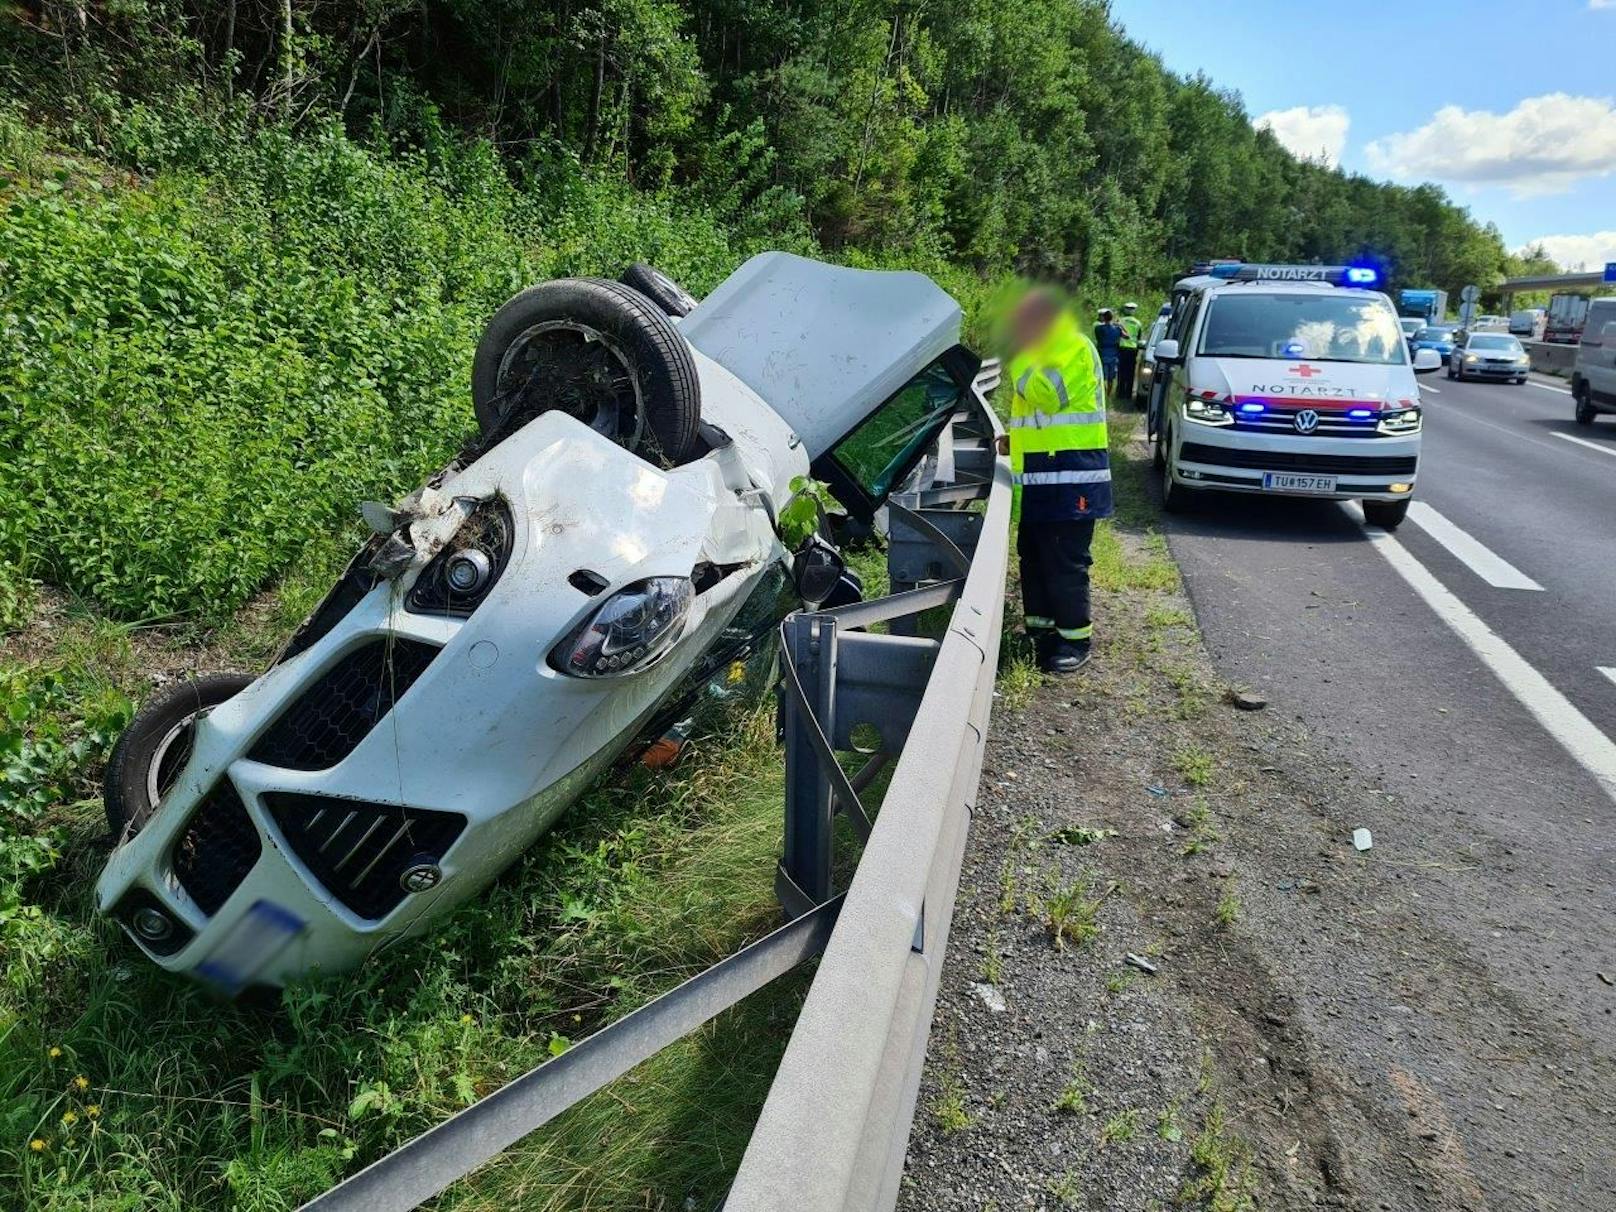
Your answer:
[1177,1104,1257,1211]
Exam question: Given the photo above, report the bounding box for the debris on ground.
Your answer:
[1124,953,1158,974]
[1226,687,1268,711]
[970,982,1007,1013]
[1352,827,1373,851]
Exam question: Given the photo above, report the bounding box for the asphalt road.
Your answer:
[1162,371,1616,1206]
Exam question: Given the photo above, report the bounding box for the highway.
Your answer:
[1163,370,1616,1207]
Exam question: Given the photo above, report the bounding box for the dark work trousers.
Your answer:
[1016,517,1096,640]
[1116,346,1138,400]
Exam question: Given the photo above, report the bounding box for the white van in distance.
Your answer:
[1148,263,1442,529]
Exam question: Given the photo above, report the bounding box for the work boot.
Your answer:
[1044,639,1091,674]
[1031,631,1056,667]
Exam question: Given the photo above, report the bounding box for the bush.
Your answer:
[0,113,773,622]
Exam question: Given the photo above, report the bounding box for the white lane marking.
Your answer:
[1552,431,1616,461]
[1601,667,1616,690]
[1405,502,1543,591]
[1421,395,1578,459]
[1346,504,1616,805]
[1419,383,1441,394]
[1529,381,1572,396]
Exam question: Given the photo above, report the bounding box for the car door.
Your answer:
[1584,301,1616,404]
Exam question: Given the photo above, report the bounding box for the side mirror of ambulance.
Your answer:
[1153,338,1180,362]
[1411,348,1442,374]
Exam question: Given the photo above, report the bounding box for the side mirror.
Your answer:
[1412,348,1442,374]
[1153,338,1180,362]
[792,537,846,605]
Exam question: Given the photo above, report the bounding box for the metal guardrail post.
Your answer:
[777,614,839,916]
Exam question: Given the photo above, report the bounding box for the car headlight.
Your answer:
[553,577,694,676]
[1183,396,1233,426]
[1377,408,1422,435]
[1464,354,1479,363]
[1516,355,1530,364]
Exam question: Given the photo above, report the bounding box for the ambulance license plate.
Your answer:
[1262,472,1337,493]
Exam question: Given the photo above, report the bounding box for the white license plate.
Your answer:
[195,899,304,994]
[1262,472,1337,493]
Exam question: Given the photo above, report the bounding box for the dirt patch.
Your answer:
[901,519,1616,1210]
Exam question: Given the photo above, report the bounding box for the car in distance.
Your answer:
[1398,316,1424,343]
[1449,332,1530,383]
[1409,325,1458,365]
[93,252,987,992]
[1134,314,1170,408]
[1571,297,1616,426]
[1509,309,1544,339]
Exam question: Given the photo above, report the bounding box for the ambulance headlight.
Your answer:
[554,577,694,677]
[1183,397,1233,427]
[1377,408,1422,435]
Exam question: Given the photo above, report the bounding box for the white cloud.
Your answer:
[1591,0,1614,10]
[1254,105,1349,167]
[1365,93,1616,196]
[1517,230,1616,271]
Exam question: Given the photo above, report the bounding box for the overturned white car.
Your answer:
[94,252,979,991]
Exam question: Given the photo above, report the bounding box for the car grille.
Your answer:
[1179,443,1418,477]
[249,638,439,771]
[172,781,262,915]
[1232,411,1388,438]
[264,793,467,920]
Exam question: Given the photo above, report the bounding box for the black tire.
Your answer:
[1362,498,1410,530]
[1575,383,1597,426]
[104,674,254,840]
[620,263,699,318]
[471,278,702,466]
[1159,426,1195,514]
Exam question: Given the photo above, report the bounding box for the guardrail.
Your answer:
[298,358,1008,1212]
[1521,340,1576,376]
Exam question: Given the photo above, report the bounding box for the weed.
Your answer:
[1173,743,1215,787]
[1100,1107,1140,1146]
[997,652,1044,712]
[1157,1099,1185,1143]
[1036,872,1115,951]
[1105,968,1137,995]
[1048,1170,1083,1206]
[1178,1104,1258,1211]
[933,1076,974,1134]
[981,923,1003,985]
[1215,881,1241,929]
[1052,1075,1090,1115]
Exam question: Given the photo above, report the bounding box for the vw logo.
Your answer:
[1293,409,1320,434]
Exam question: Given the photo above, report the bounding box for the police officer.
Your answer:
[1117,302,1143,401]
[995,291,1111,673]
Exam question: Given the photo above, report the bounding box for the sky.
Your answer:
[1108,0,1616,271]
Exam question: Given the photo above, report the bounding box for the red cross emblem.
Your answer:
[1288,364,1322,378]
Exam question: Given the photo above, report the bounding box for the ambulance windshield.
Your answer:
[1198,293,1407,365]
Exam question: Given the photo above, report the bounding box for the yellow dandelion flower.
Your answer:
[459,1013,473,1025]
[61,1111,78,1126]
[85,1105,101,1119]
[72,1075,89,1092]
[28,1138,46,1152]
[47,1047,62,1060]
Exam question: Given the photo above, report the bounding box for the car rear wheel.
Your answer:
[620,263,699,318]
[1362,498,1410,529]
[104,674,254,841]
[1575,384,1597,426]
[472,278,702,466]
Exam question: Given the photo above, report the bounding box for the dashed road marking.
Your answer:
[1406,502,1543,591]
[1419,383,1441,394]
[1552,431,1616,460]
[1529,381,1572,396]
[1346,503,1616,805]
[1600,667,1616,690]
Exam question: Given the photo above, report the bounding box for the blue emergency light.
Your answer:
[1205,263,1377,287]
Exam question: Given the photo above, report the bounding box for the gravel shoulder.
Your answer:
[900,444,1616,1211]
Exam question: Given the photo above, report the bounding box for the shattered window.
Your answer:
[831,361,964,500]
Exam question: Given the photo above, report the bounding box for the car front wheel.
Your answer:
[1160,427,1195,514]
[1362,498,1411,529]
[104,674,255,841]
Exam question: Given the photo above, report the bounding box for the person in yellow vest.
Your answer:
[994,290,1111,673]
[1116,302,1143,402]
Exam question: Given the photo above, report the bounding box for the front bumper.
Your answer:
[1172,422,1420,501]
[1457,361,1528,378]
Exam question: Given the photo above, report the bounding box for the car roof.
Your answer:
[680,252,963,460]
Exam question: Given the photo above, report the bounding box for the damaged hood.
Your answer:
[680,252,963,459]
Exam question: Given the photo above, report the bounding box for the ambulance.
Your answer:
[1148,263,1442,528]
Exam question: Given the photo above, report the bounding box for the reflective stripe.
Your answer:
[1016,369,1033,397]
[1043,367,1070,407]
[1025,615,1055,630]
[1057,625,1093,641]
[1014,469,1113,485]
[1008,410,1107,429]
